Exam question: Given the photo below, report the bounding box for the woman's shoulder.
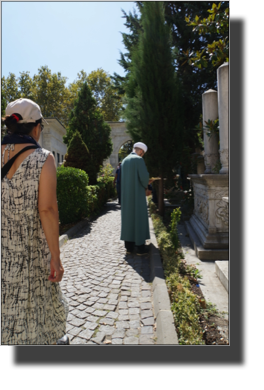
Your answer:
[34,147,53,159]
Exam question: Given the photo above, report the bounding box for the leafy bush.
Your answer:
[97,163,116,199]
[64,130,91,173]
[57,166,89,224]
[148,198,205,345]
[57,164,117,226]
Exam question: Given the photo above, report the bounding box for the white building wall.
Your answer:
[38,119,67,167]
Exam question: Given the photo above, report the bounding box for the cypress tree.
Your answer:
[123,2,184,216]
[64,131,91,178]
[64,82,113,184]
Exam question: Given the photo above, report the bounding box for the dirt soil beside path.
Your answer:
[190,282,229,345]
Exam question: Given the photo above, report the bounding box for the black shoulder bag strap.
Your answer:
[1,145,39,180]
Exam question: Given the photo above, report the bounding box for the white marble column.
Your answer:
[202,89,219,173]
[217,62,229,174]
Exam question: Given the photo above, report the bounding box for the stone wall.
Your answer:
[39,118,67,167]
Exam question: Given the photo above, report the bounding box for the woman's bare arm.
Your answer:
[38,154,64,282]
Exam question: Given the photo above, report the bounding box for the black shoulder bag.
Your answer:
[1,145,39,181]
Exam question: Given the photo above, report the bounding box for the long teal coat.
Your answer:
[120,152,150,246]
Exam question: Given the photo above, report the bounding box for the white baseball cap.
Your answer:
[133,142,148,153]
[6,98,48,124]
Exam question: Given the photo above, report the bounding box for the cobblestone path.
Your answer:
[60,201,156,345]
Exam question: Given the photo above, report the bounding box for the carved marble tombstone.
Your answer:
[187,64,229,260]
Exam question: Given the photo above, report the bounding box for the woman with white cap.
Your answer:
[120,142,152,255]
[1,98,68,344]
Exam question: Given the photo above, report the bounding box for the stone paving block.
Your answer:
[97,298,108,304]
[99,325,115,336]
[78,328,95,340]
[139,335,155,345]
[115,321,130,330]
[72,337,88,344]
[129,314,140,321]
[98,292,108,298]
[112,329,125,338]
[141,310,153,319]
[127,301,140,308]
[91,332,106,344]
[104,304,116,311]
[108,299,118,305]
[86,315,100,323]
[118,309,128,315]
[85,321,99,330]
[129,320,140,329]
[141,326,153,335]
[93,303,105,310]
[112,338,123,344]
[141,302,152,310]
[126,329,138,336]
[118,302,128,309]
[106,312,118,319]
[68,327,82,337]
[85,307,95,314]
[99,318,115,326]
[128,308,140,315]
[68,300,79,307]
[118,314,129,321]
[76,310,90,319]
[68,317,86,327]
[93,310,108,317]
[124,336,139,345]
[108,294,118,300]
[141,317,155,326]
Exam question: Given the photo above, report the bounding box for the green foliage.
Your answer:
[97,163,117,199]
[185,2,229,69]
[32,66,70,127]
[1,73,19,103]
[148,198,204,344]
[64,82,113,184]
[57,166,89,224]
[122,2,184,216]
[1,66,123,128]
[204,118,219,139]
[64,130,91,174]
[118,140,133,161]
[69,68,123,121]
[57,165,115,225]
[170,208,181,250]
[1,88,7,140]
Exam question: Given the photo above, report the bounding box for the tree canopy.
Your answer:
[122,1,184,215]
[63,82,113,184]
[1,66,123,128]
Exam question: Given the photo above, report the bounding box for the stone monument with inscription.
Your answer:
[186,63,229,260]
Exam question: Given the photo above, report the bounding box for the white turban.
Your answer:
[133,142,148,153]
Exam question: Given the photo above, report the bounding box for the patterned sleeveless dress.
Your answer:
[1,146,67,345]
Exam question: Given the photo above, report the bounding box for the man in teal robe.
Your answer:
[120,142,151,255]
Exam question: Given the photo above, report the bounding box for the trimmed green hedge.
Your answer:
[57,166,116,225]
[57,166,89,224]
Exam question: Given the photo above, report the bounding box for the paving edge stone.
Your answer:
[215,261,229,292]
[59,218,90,248]
[148,213,179,345]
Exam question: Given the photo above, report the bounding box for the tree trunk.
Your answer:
[158,175,164,217]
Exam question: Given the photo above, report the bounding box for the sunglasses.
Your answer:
[40,123,44,131]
